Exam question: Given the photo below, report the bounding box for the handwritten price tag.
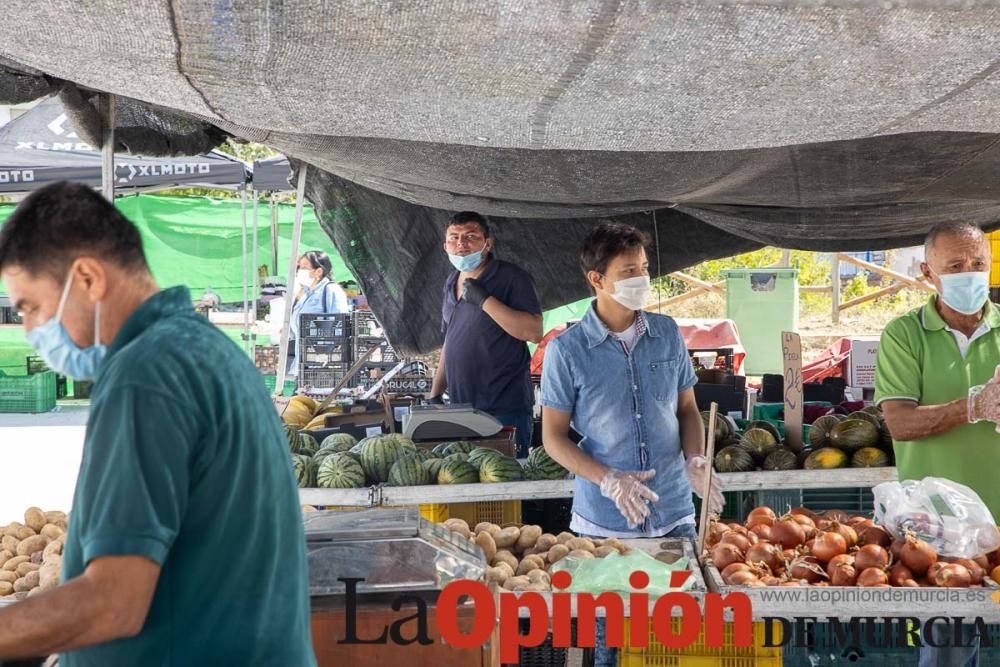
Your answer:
[782,331,804,452]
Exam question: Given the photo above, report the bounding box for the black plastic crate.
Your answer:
[299,313,351,339]
[521,498,573,535]
[300,363,349,389]
[352,310,384,338]
[353,337,398,364]
[689,347,735,373]
[299,338,352,366]
[519,621,569,667]
[357,363,399,389]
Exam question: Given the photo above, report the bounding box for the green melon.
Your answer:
[479,455,525,483]
[298,433,320,455]
[803,447,849,470]
[443,441,476,456]
[388,455,434,486]
[847,411,882,430]
[701,411,735,443]
[880,424,893,450]
[283,424,301,452]
[438,460,479,484]
[852,447,890,468]
[861,405,883,418]
[317,453,366,488]
[356,434,408,484]
[714,445,755,473]
[745,420,782,443]
[740,427,779,462]
[320,433,358,453]
[468,447,504,469]
[763,448,800,471]
[526,446,568,480]
[423,457,445,480]
[808,414,844,449]
[829,419,880,453]
[291,453,315,488]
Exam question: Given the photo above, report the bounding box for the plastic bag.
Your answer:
[873,477,1000,558]
[550,549,695,596]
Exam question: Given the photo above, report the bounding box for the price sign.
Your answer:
[782,331,804,452]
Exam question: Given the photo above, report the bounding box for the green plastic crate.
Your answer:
[262,374,297,397]
[0,370,56,413]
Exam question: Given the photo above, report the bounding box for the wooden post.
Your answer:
[240,187,250,354]
[251,189,259,358]
[832,255,841,325]
[780,249,791,267]
[696,402,719,557]
[99,94,115,201]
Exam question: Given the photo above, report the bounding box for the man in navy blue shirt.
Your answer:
[428,211,543,455]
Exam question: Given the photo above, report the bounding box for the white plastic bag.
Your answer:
[873,477,1000,558]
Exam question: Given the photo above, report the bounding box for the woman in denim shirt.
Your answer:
[288,250,350,376]
[540,223,724,667]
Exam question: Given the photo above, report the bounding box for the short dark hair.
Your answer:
[302,250,333,279]
[924,222,986,257]
[448,211,490,238]
[0,181,148,278]
[580,223,650,276]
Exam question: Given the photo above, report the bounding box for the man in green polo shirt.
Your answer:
[0,182,315,665]
[876,221,1000,667]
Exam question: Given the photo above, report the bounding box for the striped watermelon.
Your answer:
[443,452,471,465]
[283,425,301,452]
[468,447,504,469]
[388,455,434,486]
[479,455,525,483]
[409,448,438,462]
[320,433,358,453]
[423,458,445,480]
[356,434,408,484]
[298,433,320,455]
[432,442,451,455]
[443,441,476,456]
[438,460,479,484]
[393,435,417,449]
[317,453,366,489]
[526,446,568,480]
[292,453,316,488]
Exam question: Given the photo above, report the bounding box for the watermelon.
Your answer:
[298,433,320,455]
[526,446,568,480]
[393,435,417,449]
[283,424,301,452]
[479,455,525,483]
[423,457,445,480]
[356,434,408,484]
[320,433,357,453]
[292,453,315,488]
[829,419,879,453]
[409,448,439,462]
[443,452,471,465]
[317,453,367,488]
[432,442,452,455]
[438,460,479,484]
[442,441,476,456]
[388,455,434,486]
[468,447,504,469]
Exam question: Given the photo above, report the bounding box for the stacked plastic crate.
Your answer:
[298,313,353,389]
[352,311,398,388]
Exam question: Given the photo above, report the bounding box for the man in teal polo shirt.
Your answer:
[0,182,315,665]
[876,221,1000,667]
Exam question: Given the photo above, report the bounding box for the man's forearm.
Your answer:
[544,433,608,486]
[482,299,543,343]
[882,398,968,442]
[679,406,706,460]
[430,345,447,397]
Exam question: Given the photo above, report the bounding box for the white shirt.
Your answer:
[570,512,695,539]
[610,320,640,353]
[945,320,991,358]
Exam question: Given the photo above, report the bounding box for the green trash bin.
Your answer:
[722,268,799,375]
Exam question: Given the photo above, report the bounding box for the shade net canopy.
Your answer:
[2,1,1000,352]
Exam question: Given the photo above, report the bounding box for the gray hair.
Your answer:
[924,222,985,258]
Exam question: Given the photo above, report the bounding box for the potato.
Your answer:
[0,582,11,596]
[522,582,550,592]
[16,562,39,577]
[485,566,511,586]
[13,591,27,600]
[568,549,596,559]
[556,531,576,545]
[38,562,59,589]
[491,550,518,573]
[3,523,23,539]
[43,511,67,523]
[15,527,36,541]
[595,546,618,558]
[547,544,570,564]
[16,535,48,557]
[502,575,530,591]
[41,554,61,570]
[493,527,521,549]
[566,537,596,553]
[474,522,501,536]
[493,561,515,579]
[3,556,29,572]
[442,519,471,540]
[475,532,497,564]
[0,550,13,568]
[516,558,542,577]
[53,519,68,531]
[536,534,558,551]
[27,587,43,597]
[23,508,46,533]
[40,524,64,540]
[516,525,543,553]
[0,571,15,584]
[21,570,39,590]
[603,538,626,553]
[1,537,18,555]
[13,577,33,593]
[527,569,551,585]
[43,540,63,559]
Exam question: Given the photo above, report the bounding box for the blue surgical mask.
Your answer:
[935,270,990,315]
[448,248,486,273]
[26,269,107,380]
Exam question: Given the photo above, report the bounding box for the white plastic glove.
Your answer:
[968,365,1000,431]
[599,469,659,529]
[686,455,725,516]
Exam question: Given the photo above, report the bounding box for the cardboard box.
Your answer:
[848,337,880,389]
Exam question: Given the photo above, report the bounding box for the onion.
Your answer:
[747,507,777,528]
[707,522,731,546]
[791,514,817,529]
[771,518,807,549]
[888,562,915,587]
[857,525,892,549]
[826,553,855,577]
[854,545,890,572]
[848,516,872,528]
[780,581,802,586]
[780,548,799,564]
[830,562,858,586]
[789,506,818,519]
[900,579,920,588]
[816,519,832,531]
[890,539,905,560]
[750,524,772,541]
[972,554,990,570]
[726,570,759,586]
[811,531,849,563]
[789,556,827,583]
[828,521,859,549]
[746,542,781,572]
[711,542,745,571]
[721,532,752,553]
[900,536,937,576]
[934,563,972,588]
[857,567,889,587]
[824,509,852,524]
[722,562,752,580]
[951,559,984,586]
[991,565,1000,586]
[760,576,782,586]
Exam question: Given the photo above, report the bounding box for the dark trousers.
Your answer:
[490,408,533,458]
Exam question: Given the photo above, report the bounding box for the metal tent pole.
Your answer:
[240,187,250,354]
[251,189,259,360]
[99,94,115,201]
[274,165,308,395]
[270,195,279,275]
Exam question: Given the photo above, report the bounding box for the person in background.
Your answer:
[428,211,543,457]
[877,221,1000,667]
[540,222,723,667]
[288,250,350,375]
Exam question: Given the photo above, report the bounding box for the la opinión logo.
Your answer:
[337,570,754,664]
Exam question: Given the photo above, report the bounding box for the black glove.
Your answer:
[424,395,445,406]
[462,278,490,308]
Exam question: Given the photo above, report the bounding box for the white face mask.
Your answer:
[608,275,651,311]
[295,269,314,290]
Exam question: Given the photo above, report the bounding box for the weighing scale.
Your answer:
[401,404,504,440]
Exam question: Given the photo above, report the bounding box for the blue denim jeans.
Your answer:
[918,621,980,667]
[589,522,698,667]
[490,409,533,458]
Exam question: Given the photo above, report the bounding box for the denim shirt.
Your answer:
[539,302,697,535]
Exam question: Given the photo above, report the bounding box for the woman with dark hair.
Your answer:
[288,250,350,375]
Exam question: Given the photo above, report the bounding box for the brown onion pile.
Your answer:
[705,509,993,589]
